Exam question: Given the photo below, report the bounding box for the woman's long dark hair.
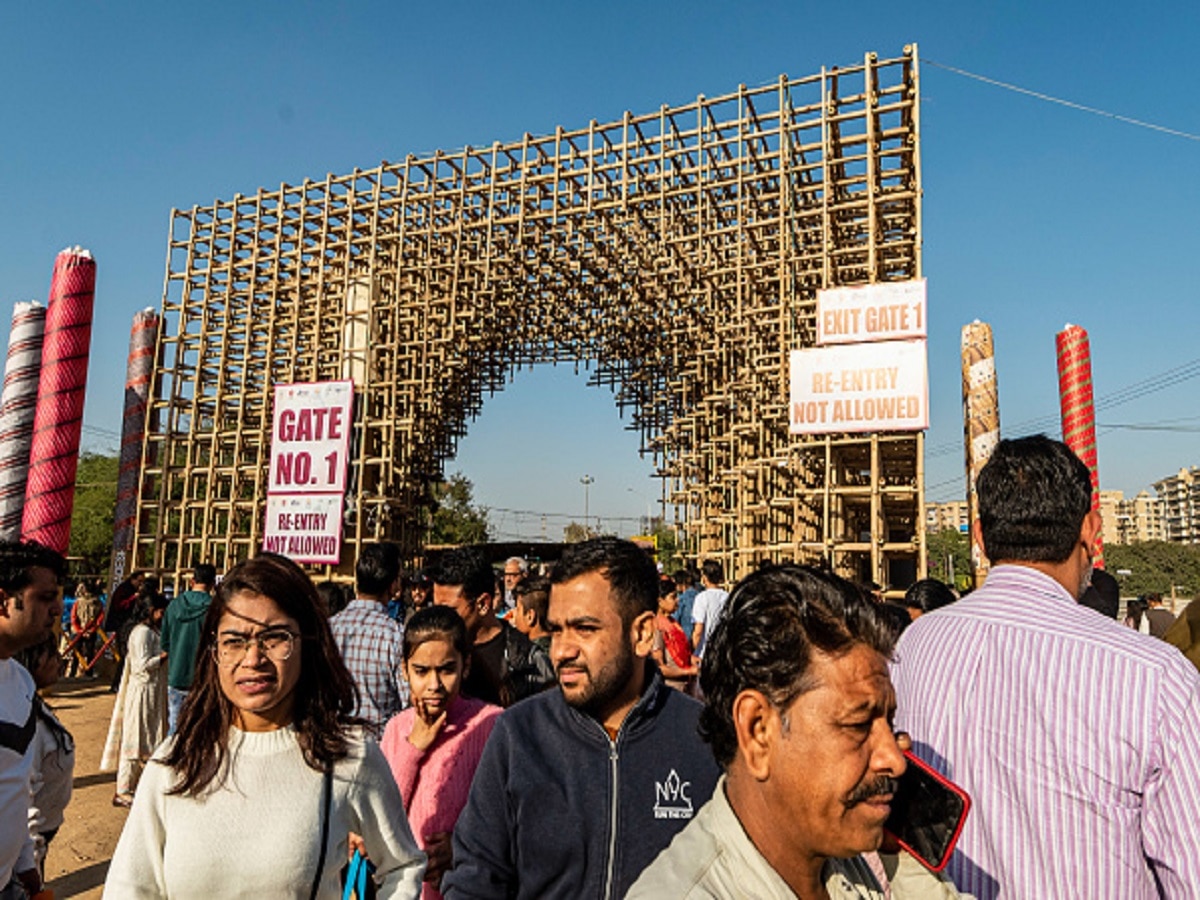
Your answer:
[163,553,359,795]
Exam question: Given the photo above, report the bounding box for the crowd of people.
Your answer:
[2,435,1200,898]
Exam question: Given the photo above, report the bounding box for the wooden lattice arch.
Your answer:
[134,45,926,588]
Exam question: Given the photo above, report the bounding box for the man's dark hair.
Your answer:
[976,435,1093,564]
[0,540,66,599]
[192,563,217,588]
[432,546,495,600]
[672,569,695,589]
[550,537,658,627]
[1079,568,1120,619]
[698,565,893,768]
[355,542,401,597]
[903,578,957,614]
[514,576,550,629]
[701,559,725,586]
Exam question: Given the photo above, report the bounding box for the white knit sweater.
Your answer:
[104,725,425,899]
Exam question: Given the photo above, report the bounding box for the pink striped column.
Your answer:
[109,308,159,590]
[0,301,47,541]
[22,248,97,554]
[1056,323,1103,569]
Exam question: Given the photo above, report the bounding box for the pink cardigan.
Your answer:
[379,695,502,900]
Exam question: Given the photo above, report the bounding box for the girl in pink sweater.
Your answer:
[380,606,502,899]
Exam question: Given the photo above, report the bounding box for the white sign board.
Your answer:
[268,381,354,494]
[789,339,929,434]
[262,495,344,564]
[263,380,354,565]
[816,279,927,346]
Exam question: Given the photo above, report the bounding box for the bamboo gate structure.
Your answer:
[132,45,925,588]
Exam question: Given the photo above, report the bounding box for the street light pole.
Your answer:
[581,474,595,536]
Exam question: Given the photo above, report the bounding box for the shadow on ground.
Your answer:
[48,859,109,897]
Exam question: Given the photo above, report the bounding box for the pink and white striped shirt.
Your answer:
[892,565,1200,900]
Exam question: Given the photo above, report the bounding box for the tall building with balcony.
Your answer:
[1152,467,1200,544]
[926,500,971,533]
[1099,490,1166,545]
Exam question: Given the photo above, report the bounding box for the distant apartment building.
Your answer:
[1099,489,1166,546]
[925,500,970,533]
[1153,466,1200,544]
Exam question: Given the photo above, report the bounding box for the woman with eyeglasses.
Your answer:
[105,553,426,898]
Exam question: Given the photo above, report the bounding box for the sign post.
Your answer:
[262,380,354,565]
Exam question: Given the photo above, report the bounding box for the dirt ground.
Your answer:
[41,667,126,899]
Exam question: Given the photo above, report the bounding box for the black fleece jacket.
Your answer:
[442,665,721,900]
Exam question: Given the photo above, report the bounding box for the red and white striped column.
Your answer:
[110,308,159,590]
[1056,323,1103,569]
[22,247,97,554]
[0,301,48,541]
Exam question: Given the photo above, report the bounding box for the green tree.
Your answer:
[427,473,490,545]
[649,518,682,571]
[68,451,119,577]
[1105,542,1200,599]
[925,527,972,592]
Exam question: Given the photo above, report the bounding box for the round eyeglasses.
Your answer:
[213,628,298,667]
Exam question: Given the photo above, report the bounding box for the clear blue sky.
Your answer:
[3,2,1197,540]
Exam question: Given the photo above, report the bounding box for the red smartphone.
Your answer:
[883,750,971,872]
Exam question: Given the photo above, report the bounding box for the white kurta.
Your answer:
[101,624,166,793]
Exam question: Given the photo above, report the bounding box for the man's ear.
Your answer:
[732,690,777,781]
[970,518,986,560]
[1081,509,1103,556]
[630,610,657,659]
[476,592,495,616]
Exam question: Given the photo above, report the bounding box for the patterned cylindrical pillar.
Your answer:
[1056,323,1103,568]
[110,308,159,591]
[0,301,48,541]
[22,248,97,554]
[961,321,1000,588]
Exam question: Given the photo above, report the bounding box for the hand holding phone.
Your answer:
[883,750,971,872]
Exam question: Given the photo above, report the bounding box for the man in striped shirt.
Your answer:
[892,436,1200,898]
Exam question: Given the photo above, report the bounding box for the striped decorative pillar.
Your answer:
[0,301,48,541]
[22,248,97,554]
[1056,323,1103,568]
[961,321,1000,588]
[110,308,159,591]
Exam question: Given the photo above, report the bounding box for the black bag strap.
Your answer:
[309,765,334,900]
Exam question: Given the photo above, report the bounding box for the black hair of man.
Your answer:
[902,578,957,614]
[698,564,893,768]
[1079,567,1120,619]
[432,546,495,601]
[513,576,550,629]
[672,568,695,589]
[701,559,725,586]
[192,563,217,589]
[976,435,1093,564]
[0,540,66,599]
[355,542,402,598]
[549,536,659,628]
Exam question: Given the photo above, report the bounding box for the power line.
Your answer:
[925,58,1200,143]
[926,356,1200,458]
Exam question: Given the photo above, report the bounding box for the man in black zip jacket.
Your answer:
[442,537,721,900]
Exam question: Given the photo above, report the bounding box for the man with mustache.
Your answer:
[442,537,720,900]
[629,565,967,899]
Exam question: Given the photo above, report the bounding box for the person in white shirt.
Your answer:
[105,553,425,899]
[690,560,729,659]
[0,540,66,900]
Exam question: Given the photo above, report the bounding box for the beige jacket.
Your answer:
[627,777,970,900]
